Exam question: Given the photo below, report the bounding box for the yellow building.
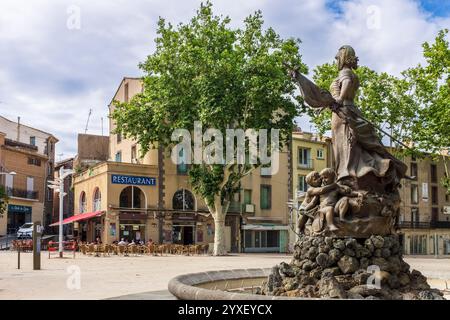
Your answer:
[398,154,450,256]
[70,77,291,253]
[0,117,58,236]
[289,130,332,244]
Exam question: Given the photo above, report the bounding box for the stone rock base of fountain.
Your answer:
[262,234,444,300]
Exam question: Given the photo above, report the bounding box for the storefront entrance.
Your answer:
[172,225,194,245]
[7,204,32,234]
[120,222,146,243]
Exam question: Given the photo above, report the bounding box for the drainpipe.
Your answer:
[158,146,165,244]
[435,232,438,258]
[17,117,21,142]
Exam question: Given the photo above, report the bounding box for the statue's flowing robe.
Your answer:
[295,70,407,190]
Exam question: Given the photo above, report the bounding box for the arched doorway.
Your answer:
[118,186,147,243]
[172,189,196,245]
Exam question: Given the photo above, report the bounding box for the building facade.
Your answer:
[398,154,450,256]
[70,77,290,253]
[0,116,58,231]
[0,116,58,235]
[289,130,332,244]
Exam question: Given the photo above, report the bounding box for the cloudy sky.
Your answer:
[0,0,449,160]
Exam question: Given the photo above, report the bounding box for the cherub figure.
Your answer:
[297,171,337,233]
[316,168,361,231]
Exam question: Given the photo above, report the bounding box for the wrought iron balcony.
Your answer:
[398,220,450,229]
[297,158,314,169]
[6,187,39,200]
[398,221,430,229]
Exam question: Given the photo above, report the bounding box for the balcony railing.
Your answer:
[398,221,431,229]
[6,187,39,200]
[297,159,314,169]
[398,221,450,229]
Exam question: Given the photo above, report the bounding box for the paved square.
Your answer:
[0,251,448,299]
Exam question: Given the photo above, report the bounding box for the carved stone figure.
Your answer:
[265,46,445,300]
[291,45,407,194]
[290,45,408,237]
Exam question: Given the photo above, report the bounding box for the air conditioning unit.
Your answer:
[244,204,255,213]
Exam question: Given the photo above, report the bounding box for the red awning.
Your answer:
[49,211,104,227]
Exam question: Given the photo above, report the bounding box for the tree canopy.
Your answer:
[111,1,305,254]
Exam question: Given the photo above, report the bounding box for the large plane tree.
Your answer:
[112,2,305,255]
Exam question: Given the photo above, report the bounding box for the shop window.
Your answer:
[410,235,427,255]
[173,189,195,210]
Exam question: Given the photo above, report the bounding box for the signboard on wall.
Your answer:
[111,174,156,186]
[8,204,32,214]
[443,206,450,215]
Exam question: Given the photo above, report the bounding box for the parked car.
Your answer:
[16,223,34,238]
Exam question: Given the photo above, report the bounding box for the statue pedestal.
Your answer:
[263,234,444,300]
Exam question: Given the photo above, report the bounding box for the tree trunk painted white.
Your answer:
[208,195,231,256]
[213,213,227,256]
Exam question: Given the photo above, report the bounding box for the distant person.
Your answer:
[118,238,126,245]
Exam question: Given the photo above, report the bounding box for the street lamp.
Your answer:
[48,167,74,258]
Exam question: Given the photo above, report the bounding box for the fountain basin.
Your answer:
[168,268,313,300]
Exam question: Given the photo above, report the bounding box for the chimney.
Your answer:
[17,116,21,142]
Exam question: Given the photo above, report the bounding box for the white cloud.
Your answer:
[0,0,448,158]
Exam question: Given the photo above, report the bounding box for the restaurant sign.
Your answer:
[111,174,156,186]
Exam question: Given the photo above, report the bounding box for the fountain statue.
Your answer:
[262,46,445,300]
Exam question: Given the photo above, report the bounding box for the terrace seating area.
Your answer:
[11,239,33,251]
[77,243,210,257]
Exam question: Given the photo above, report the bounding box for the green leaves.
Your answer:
[0,185,8,218]
[111,1,305,211]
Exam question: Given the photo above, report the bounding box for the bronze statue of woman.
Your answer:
[290,46,407,194]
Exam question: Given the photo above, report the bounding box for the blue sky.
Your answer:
[0,0,449,159]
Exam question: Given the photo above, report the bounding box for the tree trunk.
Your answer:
[213,213,227,256]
